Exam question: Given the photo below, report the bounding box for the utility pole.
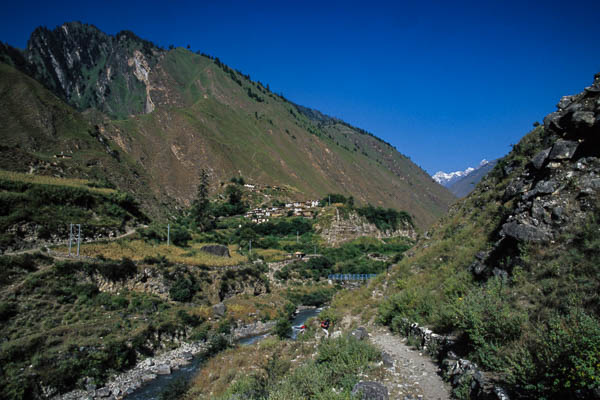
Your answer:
[328,195,331,206]
[76,224,81,258]
[296,231,299,243]
[68,223,73,256]
[167,223,170,246]
[249,240,252,255]
[314,245,316,256]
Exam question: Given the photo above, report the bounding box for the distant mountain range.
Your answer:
[433,159,498,197]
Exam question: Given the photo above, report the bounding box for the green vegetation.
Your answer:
[375,126,600,399]
[0,171,147,250]
[275,238,410,282]
[219,336,380,400]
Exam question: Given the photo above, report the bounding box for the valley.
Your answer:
[0,15,599,400]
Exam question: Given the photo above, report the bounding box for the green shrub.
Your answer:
[159,377,190,400]
[169,276,196,302]
[508,309,600,398]
[94,258,137,281]
[452,278,526,369]
[0,301,17,321]
[273,317,292,339]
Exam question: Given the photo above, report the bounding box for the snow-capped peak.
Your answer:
[433,159,490,186]
[432,168,475,186]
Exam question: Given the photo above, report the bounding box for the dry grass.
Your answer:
[224,291,287,323]
[53,239,247,267]
[253,248,287,262]
[186,337,314,399]
[0,169,115,195]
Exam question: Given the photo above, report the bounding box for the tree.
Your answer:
[226,184,243,205]
[191,169,213,231]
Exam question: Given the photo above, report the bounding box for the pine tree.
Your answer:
[191,169,212,231]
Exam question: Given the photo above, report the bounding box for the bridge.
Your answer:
[328,273,377,281]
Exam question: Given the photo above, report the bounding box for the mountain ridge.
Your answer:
[0,22,455,228]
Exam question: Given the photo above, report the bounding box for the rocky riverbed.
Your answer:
[54,342,207,400]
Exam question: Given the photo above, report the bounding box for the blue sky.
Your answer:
[2,0,599,174]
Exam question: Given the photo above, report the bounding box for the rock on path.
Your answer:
[370,328,452,400]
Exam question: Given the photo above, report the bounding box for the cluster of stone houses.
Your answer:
[245,200,321,223]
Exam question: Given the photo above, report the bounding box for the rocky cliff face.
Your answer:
[316,208,417,246]
[5,22,163,118]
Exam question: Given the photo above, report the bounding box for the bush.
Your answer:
[356,204,413,231]
[452,278,526,369]
[169,276,196,302]
[508,309,600,398]
[273,317,292,339]
[159,377,190,400]
[0,301,17,321]
[94,258,137,282]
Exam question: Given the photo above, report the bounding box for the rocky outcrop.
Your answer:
[316,208,417,246]
[4,22,164,118]
[470,72,600,279]
[201,244,231,257]
[231,320,276,340]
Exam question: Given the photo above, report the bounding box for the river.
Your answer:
[125,307,322,399]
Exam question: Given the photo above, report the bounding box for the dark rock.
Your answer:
[531,147,551,170]
[549,140,579,160]
[543,111,563,133]
[494,386,511,400]
[551,206,564,220]
[469,259,488,277]
[501,221,551,242]
[350,327,368,341]
[351,381,389,400]
[141,373,157,382]
[200,244,230,257]
[155,364,171,375]
[381,351,394,368]
[534,179,559,195]
[95,387,110,397]
[585,86,600,93]
[182,351,193,361]
[503,179,525,200]
[557,95,576,109]
[572,111,596,129]
[212,302,227,318]
[579,176,600,195]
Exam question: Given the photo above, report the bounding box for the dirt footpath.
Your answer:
[370,327,452,400]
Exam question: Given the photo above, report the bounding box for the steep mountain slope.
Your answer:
[0,62,166,216]
[0,22,455,228]
[374,73,600,399]
[447,159,498,197]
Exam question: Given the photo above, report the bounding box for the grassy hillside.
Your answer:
[95,48,453,227]
[0,170,147,251]
[1,22,455,228]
